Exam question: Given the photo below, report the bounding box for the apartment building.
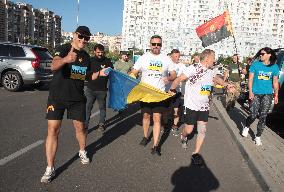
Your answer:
[0,0,62,48]
[121,0,284,57]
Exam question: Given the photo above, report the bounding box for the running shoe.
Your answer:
[242,127,249,137]
[98,123,105,132]
[255,137,262,146]
[181,136,188,149]
[139,137,149,146]
[151,146,161,156]
[40,167,55,183]
[191,153,204,166]
[79,150,90,164]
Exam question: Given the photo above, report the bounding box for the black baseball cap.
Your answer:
[120,51,130,55]
[75,26,91,36]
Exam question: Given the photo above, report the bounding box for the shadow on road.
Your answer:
[53,103,141,180]
[171,155,219,192]
[86,103,141,161]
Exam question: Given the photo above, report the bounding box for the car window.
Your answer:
[31,48,53,60]
[0,45,25,57]
[9,46,26,57]
[0,45,10,56]
[276,51,284,69]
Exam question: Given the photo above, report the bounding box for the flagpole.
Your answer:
[76,0,80,27]
[224,0,241,77]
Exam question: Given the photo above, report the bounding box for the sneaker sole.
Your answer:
[81,161,90,165]
[40,173,55,183]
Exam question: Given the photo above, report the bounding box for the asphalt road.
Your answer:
[0,85,263,192]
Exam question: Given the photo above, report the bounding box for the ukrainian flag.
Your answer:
[108,69,172,111]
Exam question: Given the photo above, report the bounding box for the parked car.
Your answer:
[0,42,53,91]
[272,48,284,114]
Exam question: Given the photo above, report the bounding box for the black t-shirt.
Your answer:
[87,56,113,91]
[49,43,91,101]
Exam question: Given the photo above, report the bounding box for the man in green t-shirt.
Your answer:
[113,51,133,74]
[224,54,241,111]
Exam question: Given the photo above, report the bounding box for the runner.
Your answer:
[129,35,176,156]
[169,49,234,165]
[41,26,107,183]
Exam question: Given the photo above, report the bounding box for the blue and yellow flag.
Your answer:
[108,69,172,111]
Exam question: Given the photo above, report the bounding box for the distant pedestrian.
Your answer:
[242,47,279,146]
[224,54,242,111]
[129,35,176,156]
[85,44,113,131]
[41,26,107,183]
[169,49,234,166]
[113,51,133,74]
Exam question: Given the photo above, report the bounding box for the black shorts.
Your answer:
[140,98,171,114]
[183,108,209,125]
[172,93,183,108]
[46,97,86,121]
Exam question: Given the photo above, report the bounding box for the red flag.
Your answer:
[196,11,233,47]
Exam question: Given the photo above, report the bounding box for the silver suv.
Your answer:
[0,43,53,91]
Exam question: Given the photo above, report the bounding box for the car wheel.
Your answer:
[2,71,23,92]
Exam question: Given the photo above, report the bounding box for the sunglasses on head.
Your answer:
[77,33,90,41]
[151,43,162,47]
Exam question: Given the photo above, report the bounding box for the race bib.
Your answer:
[148,60,163,72]
[232,68,239,73]
[200,85,212,96]
[258,71,271,80]
[70,65,87,80]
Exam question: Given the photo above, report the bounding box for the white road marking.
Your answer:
[0,110,100,166]
[0,140,44,166]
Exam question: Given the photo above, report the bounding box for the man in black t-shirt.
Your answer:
[85,44,113,131]
[41,26,108,183]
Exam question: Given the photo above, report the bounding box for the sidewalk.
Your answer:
[213,96,284,192]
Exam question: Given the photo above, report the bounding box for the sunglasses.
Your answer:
[151,43,162,47]
[77,33,90,41]
[260,52,266,56]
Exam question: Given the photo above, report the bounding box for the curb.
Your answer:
[212,96,270,192]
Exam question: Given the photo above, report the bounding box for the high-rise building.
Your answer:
[0,0,62,48]
[121,0,284,57]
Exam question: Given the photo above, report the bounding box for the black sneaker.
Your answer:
[191,153,204,166]
[139,137,149,146]
[98,123,105,132]
[151,146,161,156]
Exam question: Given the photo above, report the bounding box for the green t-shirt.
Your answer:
[113,60,133,74]
[228,62,241,82]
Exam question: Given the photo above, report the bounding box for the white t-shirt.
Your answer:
[165,63,187,93]
[183,63,215,111]
[133,52,175,91]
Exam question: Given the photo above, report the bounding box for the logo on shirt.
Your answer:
[70,65,87,80]
[79,58,83,62]
[200,85,212,96]
[258,71,272,80]
[148,60,163,72]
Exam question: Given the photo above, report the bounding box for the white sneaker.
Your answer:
[255,137,262,146]
[41,167,55,183]
[242,127,249,137]
[79,150,90,164]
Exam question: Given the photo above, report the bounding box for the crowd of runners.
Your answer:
[41,26,280,183]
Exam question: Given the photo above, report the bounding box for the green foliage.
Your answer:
[84,42,97,56]
[106,51,120,62]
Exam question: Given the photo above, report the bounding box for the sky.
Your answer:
[19,0,124,35]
